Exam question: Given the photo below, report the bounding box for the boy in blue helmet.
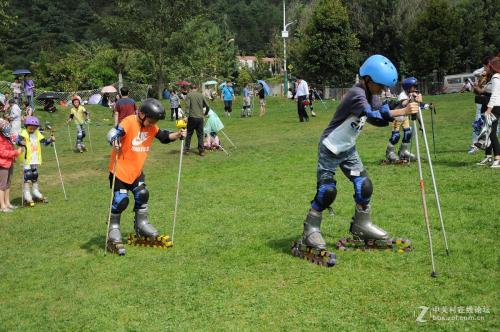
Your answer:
[385,77,422,162]
[291,55,419,266]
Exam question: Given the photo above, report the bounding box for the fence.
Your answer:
[0,81,149,107]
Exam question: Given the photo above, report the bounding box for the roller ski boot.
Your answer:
[23,182,35,207]
[380,143,408,165]
[335,205,411,253]
[128,208,173,249]
[32,183,48,204]
[291,211,337,267]
[107,213,126,256]
[398,143,415,162]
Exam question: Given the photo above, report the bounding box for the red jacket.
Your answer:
[0,135,20,168]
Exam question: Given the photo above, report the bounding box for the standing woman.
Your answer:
[258,83,266,116]
[484,57,500,168]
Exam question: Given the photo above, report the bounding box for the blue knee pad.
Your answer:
[389,131,400,145]
[311,179,337,211]
[133,183,149,210]
[402,127,412,143]
[352,176,373,205]
[112,190,129,213]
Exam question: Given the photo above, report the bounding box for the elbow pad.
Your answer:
[364,104,392,127]
[107,126,125,145]
[156,129,172,144]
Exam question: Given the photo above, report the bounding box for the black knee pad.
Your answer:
[353,176,373,205]
[31,168,39,181]
[112,190,129,213]
[23,169,33,182]
[311,178,337,211]
[133,183,149,209]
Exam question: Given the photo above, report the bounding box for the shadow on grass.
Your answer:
[266,236,297,256]
[81,235,106,255]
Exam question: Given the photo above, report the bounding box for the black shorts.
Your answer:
[109,172,145,191]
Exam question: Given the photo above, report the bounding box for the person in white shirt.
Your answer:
[5,100,22,140]
[480,57,500,168]
[295,77,310,122]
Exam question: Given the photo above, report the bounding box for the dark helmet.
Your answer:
[402,77,418,91]
[139,98,165,120]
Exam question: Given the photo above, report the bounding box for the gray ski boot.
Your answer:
[399,143,415,161]
[385,142,399,163]
[291,210,336,267]
[300,210,326,249]
[336,205,411,252]
[350,205,389,241]
[107,213,126,256]
[32,182,47,203]
[129,207,172,248]
[134,207,159,238]
[23,182,34,207]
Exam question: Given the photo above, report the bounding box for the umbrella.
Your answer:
[101,85,117,93]
[12,69,31,75]
[204,80,218,86]
[257,80,270,96]
[88,94,102,105]
[36,92,61,100]
[175,81,191,86]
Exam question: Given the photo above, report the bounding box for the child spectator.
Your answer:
[0,119,22,212]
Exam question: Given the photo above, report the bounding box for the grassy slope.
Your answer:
[0,93,498,331]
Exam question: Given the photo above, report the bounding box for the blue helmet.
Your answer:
[359,54,398,87]
[402,77,418,91]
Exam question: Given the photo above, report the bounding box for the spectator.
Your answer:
[5,100,22,139]
[184,83,209,156]
[43,98,56,113]
[221,81,235,117]
[295,77,310,122]
[162,87,171,100]
[470,55,494,154]
[23,75,35,109]
[287,87,294,99]
[169,90,180,121]
[0,118,22,212]
[478,57,500,168]
[460,78,473,92]
[258,83,266,117]
[101,93,110,108]
[113,87,137,127]
[242,83,251,117]
[10,78,22,104]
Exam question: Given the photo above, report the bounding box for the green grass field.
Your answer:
[0,93,498,331]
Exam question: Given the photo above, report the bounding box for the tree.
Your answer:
[166,16,238,83]
[291,0,360,85]
[404,0,460,78]
[105,0,202,97]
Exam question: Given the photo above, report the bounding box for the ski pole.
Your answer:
[171,120,187,244]
[104,151,119,256]
[67,123,73,150]
[417,106,449,256]
[86,121,94,152]
[220,130,236,149]
[52,142,67,200]
[430,104,437,159]
[412,112,438,278]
